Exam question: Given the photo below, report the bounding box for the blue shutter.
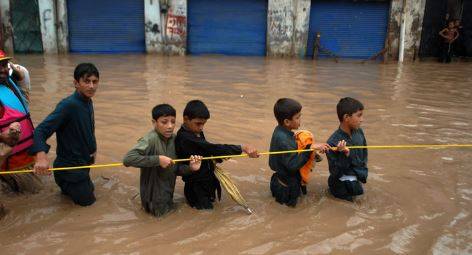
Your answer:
[68,0,145,53]
[307,0,389,58]
[188,0,267,56]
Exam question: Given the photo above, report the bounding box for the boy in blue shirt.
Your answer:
[31,63,99,206]
[326,97,368,202]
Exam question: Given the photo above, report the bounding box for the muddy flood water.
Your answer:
[0,55,471,254]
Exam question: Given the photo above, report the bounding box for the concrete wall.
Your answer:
[292,0,311,58]
[386,0,402,61]
[163,0,187,55]
[145,0,164,53]
[403,0,426,60]
[0,0,13,53]
[386,0,426,61]
[56,0,69,53]
[38,0,58,53]
[267,0,311,57]
[267,0,294,56]
[3,0,428,61]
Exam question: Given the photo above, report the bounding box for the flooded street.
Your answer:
[0,55,471,254]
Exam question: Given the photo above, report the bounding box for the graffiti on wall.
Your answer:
[145,21,160,34]
[166,10,186,37]
[42,9,52,31]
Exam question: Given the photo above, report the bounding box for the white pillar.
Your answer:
[38,0,58,53]
[56,0,69,53]
[164,0,187,55]
[0,0,14,53]
[144,0,163,53]
[293,0,311,57]
[267,0,294,57]
[403,0,426,60]
[398,14,406,62]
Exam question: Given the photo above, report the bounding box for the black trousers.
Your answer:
[184,177,221,210]
[440,42,452,63]
[270,173,301,207]
[54,170,96,206]
[328,175,364,202]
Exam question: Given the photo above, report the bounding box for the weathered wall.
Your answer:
[163,0,187,55]
[292,0,311,58]
[0,0,13,53]
[386,0,402,61]
[386,0,426,61]
[403,0,426,60]
[145,0,164,53]
[56,0,69,53]
[267,0,294,56]
[38,0,58,53]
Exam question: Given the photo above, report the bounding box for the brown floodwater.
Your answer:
[0,55,471,254]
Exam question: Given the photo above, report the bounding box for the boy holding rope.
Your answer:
[30,63,99,206]
[123,104,202,217]
[269,98,330,207]
[326,97,367,202]
[175,100,259,210]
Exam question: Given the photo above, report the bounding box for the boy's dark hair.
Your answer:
[74,63,99,81]
[273,98,302,125]
[183,100,210,120]
[337,97,364,122]
[152,104,176,120]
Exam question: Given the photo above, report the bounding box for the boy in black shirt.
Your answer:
[175,100,259,210]
[326,97,368,202]
[269,98,330,207]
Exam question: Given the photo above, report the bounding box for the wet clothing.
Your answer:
[295,130,316,185]
[0,78,41,193]
[55,173,95,206]
[269,125,311,207]
[175,125,242,209]
[0,78,35,170]
[326,128,368,201]
[123,130,192,217]
[30,91,97,206]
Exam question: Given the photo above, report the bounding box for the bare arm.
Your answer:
[9,63,25,81]
[439,28,448,39]
[453,30,459,41]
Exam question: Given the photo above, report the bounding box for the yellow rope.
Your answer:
[1,144,471,175]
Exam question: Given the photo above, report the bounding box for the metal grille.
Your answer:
[10,0,43,53]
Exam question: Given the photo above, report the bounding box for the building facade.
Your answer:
[1,0,466,61]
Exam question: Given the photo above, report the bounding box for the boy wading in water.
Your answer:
[31,63,100,206]
[326,97,368,202]
[175,100,259,210]
[269,98,330,207]
[123,104,202,217]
